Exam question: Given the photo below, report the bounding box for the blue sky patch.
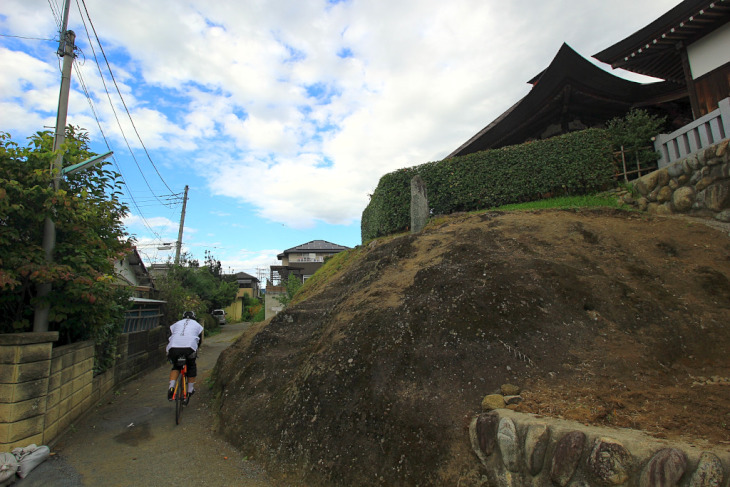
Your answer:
[305,82,340,105]
[337,47,353,59]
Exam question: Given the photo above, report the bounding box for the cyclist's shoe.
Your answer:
[183,389,194,406]
[167,387,174,401]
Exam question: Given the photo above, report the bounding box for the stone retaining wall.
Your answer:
[0,328,167,450]
[626,139,730,221]
[470,409,728,486]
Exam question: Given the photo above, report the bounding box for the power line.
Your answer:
[0,33,56,42]
[77,0,175,195]
[73,3,169,208]
[73,63,166,242]
[47,0,62,30]
[43,0,183,247]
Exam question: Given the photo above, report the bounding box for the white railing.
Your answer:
[654,97,730,168]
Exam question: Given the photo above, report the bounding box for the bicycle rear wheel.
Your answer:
[175,374,185,425]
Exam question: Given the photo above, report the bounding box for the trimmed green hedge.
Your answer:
[361,128,614,241]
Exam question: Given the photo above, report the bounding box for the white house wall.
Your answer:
[687,22,730,79]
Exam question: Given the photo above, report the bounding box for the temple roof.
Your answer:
[448,44,682,157]
[594,0,730,82]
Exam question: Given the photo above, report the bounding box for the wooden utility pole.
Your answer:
[34,0,76,332]
[174,185,189,265]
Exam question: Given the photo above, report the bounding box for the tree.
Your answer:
[276,273,303,308]
[0,128,132,345]
[607,109,666,172]
[154,251,237,330]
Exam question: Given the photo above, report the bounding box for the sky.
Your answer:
[0,0,680,282]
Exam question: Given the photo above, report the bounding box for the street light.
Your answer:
[61,150,113,176]
[33,151,114,332]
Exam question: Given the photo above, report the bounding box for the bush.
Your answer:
[361,128,614,241]
[250,304,265,322]
[201,313,219,335]
[606,109,666,173]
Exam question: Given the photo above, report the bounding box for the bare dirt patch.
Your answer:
[213,208,730,486]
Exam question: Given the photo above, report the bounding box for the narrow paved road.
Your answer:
[17,322,276,487]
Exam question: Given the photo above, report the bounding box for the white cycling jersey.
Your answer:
[166,318,204,353]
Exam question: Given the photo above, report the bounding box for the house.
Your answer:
[269,240,350,286]
[114,247,166,333]
[265,240,350,319]
[224,271,261,322]
[450,0,729,165]
[114,247,155,298]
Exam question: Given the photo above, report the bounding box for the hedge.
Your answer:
[361,128,614,242]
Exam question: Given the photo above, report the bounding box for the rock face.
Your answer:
[641,448,687,487]
[212,208,730,487]
[689,452,724,487]
[550,431,586,486]
[631,141,730,218]
[469,410,729,487]
[586,437,632,485]
[524,423,550,476]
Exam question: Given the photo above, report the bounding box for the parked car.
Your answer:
[211,309,226,325]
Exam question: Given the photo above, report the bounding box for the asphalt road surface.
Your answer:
[16,322,275,487]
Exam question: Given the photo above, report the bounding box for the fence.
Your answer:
[0,327,167,450]
[654,97,730,168]
[613,145,657,183]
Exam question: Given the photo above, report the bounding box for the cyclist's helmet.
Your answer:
[182,310,196,319]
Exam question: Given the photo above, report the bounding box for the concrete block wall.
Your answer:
[0,327,168,451]
[0,332,57,450]
[44,341,95,445]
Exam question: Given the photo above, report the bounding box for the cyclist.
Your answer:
[166,310,204,404]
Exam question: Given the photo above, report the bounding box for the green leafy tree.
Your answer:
[0,128,132,348]
[607,109,666,173]
[240,294,263,322]
[276,273,303,308]
[155,251,237,331]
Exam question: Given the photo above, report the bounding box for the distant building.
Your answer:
[269,240,350,286]
[265,240,350,319]
[224,271,262,322]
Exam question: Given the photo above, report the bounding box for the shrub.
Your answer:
[606,109,666,172]
[361,128,614,241]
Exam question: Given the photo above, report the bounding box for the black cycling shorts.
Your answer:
[168,347,197,377]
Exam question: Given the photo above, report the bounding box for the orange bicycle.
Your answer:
[171,356,189,425]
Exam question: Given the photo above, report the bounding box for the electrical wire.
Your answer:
[0,34,56,41]
[73,3,169,207]
[43,0,185,250]
[74,62,166,242]
[47,0,62,30]
[77,0,175,195]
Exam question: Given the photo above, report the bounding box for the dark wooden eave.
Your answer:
[593,0,730,82]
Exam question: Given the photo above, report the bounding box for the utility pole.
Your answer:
[174,185,189,265]
[33,0,76,332]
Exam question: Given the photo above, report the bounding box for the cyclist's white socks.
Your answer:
[187,384,195,393]
[169,380,175,388]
